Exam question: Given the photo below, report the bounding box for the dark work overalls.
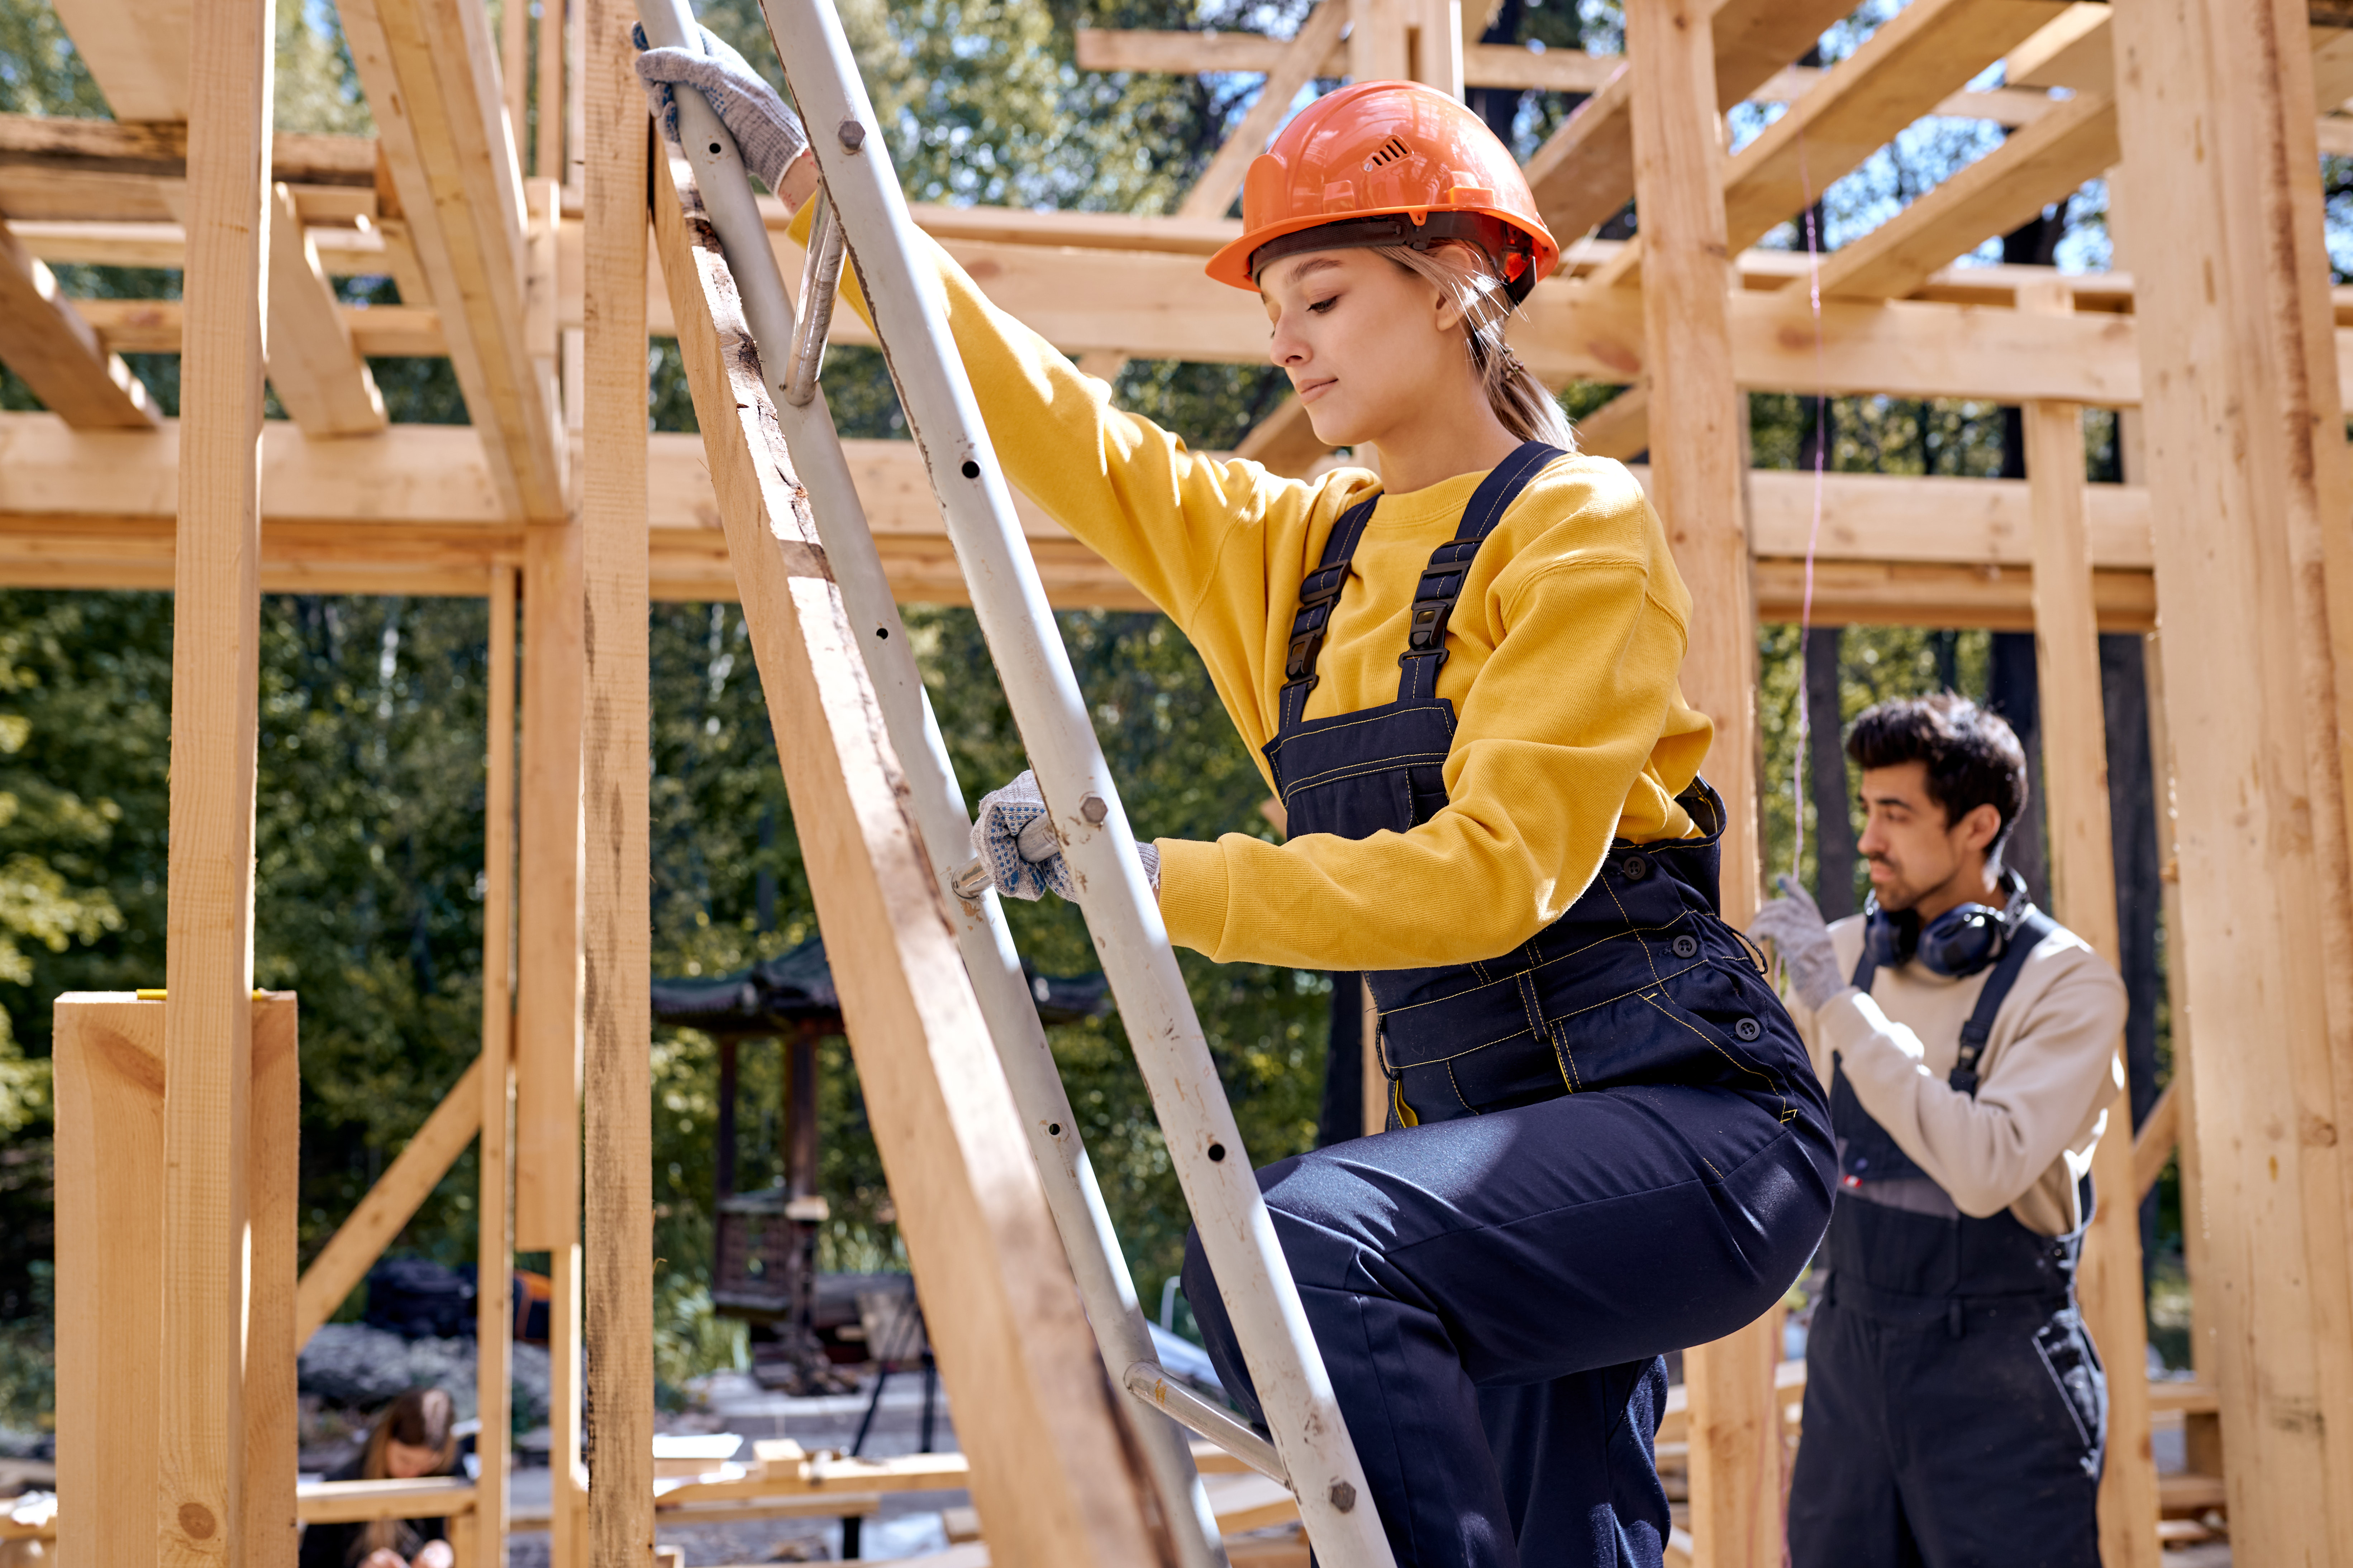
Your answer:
[1181,443,1835,1568]
[1788,913,2107,1568]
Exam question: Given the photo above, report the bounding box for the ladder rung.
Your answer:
[785,191,847,407]
[1123,1360,1289,1487]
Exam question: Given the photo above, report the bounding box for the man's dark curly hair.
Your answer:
[1845,694,2029,869]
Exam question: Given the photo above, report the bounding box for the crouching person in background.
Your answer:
[301,1387,462,1568]
[1751,695,2128,1568]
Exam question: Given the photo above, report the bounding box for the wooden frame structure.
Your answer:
[20,0,2353,1561]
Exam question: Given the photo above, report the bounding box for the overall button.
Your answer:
[1671,934,1699,959]
[1618,853,1650,881]
[1733,1018,1762,1042]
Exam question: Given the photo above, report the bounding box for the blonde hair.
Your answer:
[356,1387,458,1562]
[1372,241,1578,452]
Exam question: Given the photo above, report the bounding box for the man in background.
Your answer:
[1752,694,2126,1568]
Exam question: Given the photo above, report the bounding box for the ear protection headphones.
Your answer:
[1862,868,2032,979]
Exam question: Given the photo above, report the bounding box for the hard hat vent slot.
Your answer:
[1364,135,1413,169]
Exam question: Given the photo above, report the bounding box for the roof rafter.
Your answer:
[1590,0,2073,287]
[43,0,191,122]
[339,0,565,518]
[1523,0,1858,246]
[263,184,389,436]
[0,217,159,429]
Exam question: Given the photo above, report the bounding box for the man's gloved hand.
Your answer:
[970,770,1162,903]
[632,22,808,191]
[1749,874,1848,1012]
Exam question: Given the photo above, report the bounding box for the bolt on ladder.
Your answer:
[632,1,1396,1562]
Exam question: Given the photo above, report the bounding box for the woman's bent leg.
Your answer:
[1183,1083,1834,1568]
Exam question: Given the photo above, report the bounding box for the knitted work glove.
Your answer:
[632,22,808,191]
[1749,875,1848,1012]
[970,771,1161,903]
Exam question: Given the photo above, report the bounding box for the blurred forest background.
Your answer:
[0,0,2243,1432]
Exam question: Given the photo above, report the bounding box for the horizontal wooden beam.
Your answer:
[75,297,446,357]
[0,114,376,186]
[0,163,375,225]
[0,217,159,428]
[0,411,2161,630]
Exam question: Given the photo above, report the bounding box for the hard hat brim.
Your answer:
[1207,202,1561,298]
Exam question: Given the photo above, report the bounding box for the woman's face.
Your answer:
[1260,248,1468,450]
[384,1438,442,1479]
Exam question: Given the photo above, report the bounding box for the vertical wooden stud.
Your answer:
[479,565,520,1568]
[550,1243,586,1568]
[57,995,299,1568]
[538,0,566,183]
[1360,982,1383,1137]
[2142,634,2223,1477]
[502,0,531,170]
[161,0,273,1559]
[1409,0,1464,95]
[55,998,168,1568]
[245,997,301,1568]
[1348,0,1410,83]
[516,515,584,1254]
[1623,1,1780,1561]
[581,9,654,1568]
[2017,283,2161,1568]
[2111,0,2353,1554]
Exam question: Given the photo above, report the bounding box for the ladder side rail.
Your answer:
[754,1,1394,1559]
[626,8,1226,1560]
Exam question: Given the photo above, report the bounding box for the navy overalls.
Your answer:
[1788,914,2106,1568]
[1182,444,1835,1567]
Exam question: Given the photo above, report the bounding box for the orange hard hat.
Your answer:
[1205,80,1560,302]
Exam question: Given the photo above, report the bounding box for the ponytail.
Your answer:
[1373,241,1578,452]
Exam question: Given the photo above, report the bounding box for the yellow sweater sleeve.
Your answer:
[1156,555,1700,970]
[799,206,1712,971]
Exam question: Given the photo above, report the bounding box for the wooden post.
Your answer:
[581,9,654,1568]
[2111,0,2353,1555]
[161,0,272,1560]
[1410,0,1464,95]
[1360,981,1382,1137]
[245,999,301,1568]
[500,0,530,168]
[2017,282,2159,1568]
[478,563,519,1568]
[1624,3,1780,1563]
[537,0,566,182]
[1348,0,1410,83]
[2142,634,2223,1477]
[57,995,300,1568]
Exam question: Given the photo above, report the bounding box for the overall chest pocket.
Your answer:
[1265,699,1456,841]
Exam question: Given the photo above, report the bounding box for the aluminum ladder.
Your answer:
[632,0,1399,1562]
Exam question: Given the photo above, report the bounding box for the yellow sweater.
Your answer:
[805,215,1714,971]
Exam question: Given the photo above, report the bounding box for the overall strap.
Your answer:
[1949,908,2056,1096]
[1276,493,1382,730]
[1397,441,1569,701]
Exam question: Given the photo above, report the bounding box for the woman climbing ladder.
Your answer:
[636,35,1835,1567]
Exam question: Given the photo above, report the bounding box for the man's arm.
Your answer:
[1816,943,2127,1217]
